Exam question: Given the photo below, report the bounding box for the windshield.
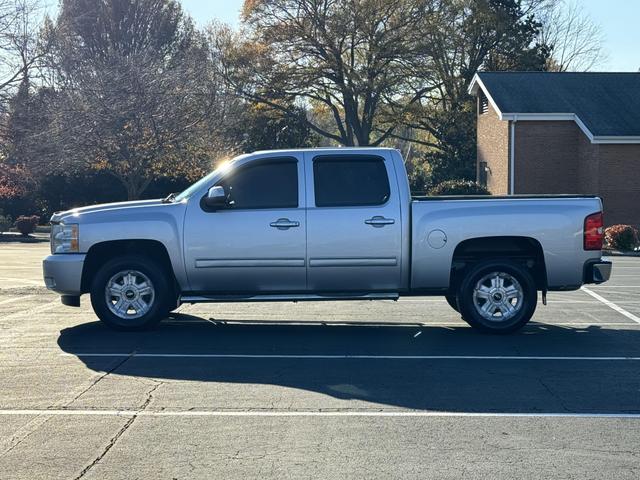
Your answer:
[173,155,245,202]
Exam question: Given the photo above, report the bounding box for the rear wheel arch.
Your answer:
[449,236,547,293]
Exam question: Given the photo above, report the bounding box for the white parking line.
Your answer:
[581,287,640,325]
[400,299,606,304]
[59,353,640,360]
[0,300,59,322]
[0,277,44,286]
[0,409,639,419]
[591,286,640,288]
[0,266,42,269]
[528,322,639,326]
[0,295,34,306]
[164,320,640,327]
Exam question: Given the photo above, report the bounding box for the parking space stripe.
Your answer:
[0,409,639,418]
[160,321,639,327]
[581,287,640,324]
[0,266,42,269]
[400,300,605,304]
[0,295,34,306]
[59,353,640,360]
[0,277,44,286]
[0,300,59,322]
[590,285,640,288]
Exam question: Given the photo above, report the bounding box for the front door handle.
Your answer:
[365,216,395,227]
[270,218,300,230]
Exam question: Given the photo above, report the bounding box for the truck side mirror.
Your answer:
[204,185,227,208]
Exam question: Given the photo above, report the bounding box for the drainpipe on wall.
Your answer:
[509,116,517,195]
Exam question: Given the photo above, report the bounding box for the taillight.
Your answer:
[584,212,603,250]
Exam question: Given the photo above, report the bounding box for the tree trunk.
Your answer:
[118,175,151,201]
[126,182,139,201]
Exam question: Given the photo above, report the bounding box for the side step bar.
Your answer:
[180,292,400,304]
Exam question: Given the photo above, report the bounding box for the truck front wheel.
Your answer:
[457,260,537,334]
[90,255,170,331]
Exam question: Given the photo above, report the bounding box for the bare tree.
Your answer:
[537,0,607,72]
[216,0,554,153]
[0,0,48,109]
[213,0,439,147]
[41,0,224,200]
[0,0,54,163]
[390,0,551,187]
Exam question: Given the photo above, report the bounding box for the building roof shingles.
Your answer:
[476,72,640,138]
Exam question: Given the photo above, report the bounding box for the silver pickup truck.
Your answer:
[43,147,611,333]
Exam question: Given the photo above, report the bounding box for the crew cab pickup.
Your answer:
[43,147,611,333]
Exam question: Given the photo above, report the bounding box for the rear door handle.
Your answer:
[270,218,300,230]
[365,216,395,227]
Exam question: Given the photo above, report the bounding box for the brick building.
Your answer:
[469,72,640,226]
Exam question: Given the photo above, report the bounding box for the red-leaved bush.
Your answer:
[0,164,34,200]
[604,224,640,252]
[14,215,40,236]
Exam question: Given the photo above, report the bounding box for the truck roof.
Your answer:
[250,147,399,156]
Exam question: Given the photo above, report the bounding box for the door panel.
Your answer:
[183,156,306,293]
[305,153,403,292]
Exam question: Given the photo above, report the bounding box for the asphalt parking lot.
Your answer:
[1,243,639,479]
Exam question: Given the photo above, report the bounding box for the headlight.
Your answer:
[51,223,79,254]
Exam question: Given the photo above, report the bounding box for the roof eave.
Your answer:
[468,73,481,95]
[469,72,640,144]
[592,136,640,144]
[468,73,505,119]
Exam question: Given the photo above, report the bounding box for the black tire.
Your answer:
[90,255,171,331]
[457,260,537,334]
[445,293,460,313]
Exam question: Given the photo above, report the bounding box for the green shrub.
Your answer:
[0,214,11,234]
[428,180,491,196]
[604,224,640,251]
[14,215,39,236]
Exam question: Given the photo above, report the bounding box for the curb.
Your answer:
[603,250,640,258]
[0,234,49,244]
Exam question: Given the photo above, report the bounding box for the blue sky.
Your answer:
[182,0,639,72]
[579,0,639,71]
[181,0,244,26]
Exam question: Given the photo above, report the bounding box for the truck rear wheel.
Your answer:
[457,260,537,334]
[90,255,170,331]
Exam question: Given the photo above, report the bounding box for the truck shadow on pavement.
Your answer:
[57,314,640,413]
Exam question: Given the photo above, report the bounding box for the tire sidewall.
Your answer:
[458,260,537,334]
[90,255,170,330]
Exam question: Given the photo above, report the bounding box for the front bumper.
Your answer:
[584,258,612,284]
[42,254,86,296]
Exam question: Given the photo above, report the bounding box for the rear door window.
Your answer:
[313,156,390,207]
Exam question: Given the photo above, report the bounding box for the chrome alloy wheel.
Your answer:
[105,270,155,320]
[472,271,523,322]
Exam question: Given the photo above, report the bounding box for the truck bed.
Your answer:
[408,195,603,291]
[412,194,600,201]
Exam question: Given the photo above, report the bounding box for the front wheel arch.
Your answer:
[81,239,179,304]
